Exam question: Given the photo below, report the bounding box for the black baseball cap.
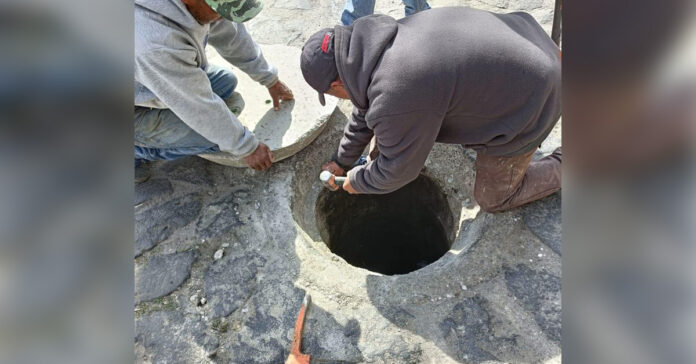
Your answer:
[300,28,339,106]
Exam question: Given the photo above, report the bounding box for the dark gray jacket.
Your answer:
[335,7,561,194]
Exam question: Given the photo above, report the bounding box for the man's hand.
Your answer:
[244,142,273,171]
[321,161,357,193]
[342,176,357,194]
[322,161,345,176]
[267,80,294,110]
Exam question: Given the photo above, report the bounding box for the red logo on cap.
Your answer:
[321,34,330,53]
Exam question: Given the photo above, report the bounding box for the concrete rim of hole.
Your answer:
[291,158,477,278]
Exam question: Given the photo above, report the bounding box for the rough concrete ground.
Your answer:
[135,1,561,363]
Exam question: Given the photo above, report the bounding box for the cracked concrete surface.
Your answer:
[134,0,561,362]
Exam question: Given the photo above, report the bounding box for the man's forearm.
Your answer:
[209,22,278,86]
[335,109,373,167]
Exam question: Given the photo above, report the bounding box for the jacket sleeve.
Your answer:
[347,110,442,194]
[335,107,374,168]
[208,21,278,87]
[135,47,259,157]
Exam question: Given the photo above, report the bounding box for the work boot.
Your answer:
[225,92,245,116]
[135,159,150,184]
[474,146,562,212]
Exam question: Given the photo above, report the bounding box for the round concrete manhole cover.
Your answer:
[199,44,338,167]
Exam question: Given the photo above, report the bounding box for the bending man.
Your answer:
[301,7,561,212]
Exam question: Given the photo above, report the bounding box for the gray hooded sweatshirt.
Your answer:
[135,0,278,157]
[335,7,561,194]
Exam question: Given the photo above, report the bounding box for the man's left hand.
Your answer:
[321,161,357,194]
[267,80,294,110]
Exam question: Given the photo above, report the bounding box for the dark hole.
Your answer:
[315,175,453,275]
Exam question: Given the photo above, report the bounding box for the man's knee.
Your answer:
[219,71,238,93]
[217,73,238,100]
[208,68,238,100]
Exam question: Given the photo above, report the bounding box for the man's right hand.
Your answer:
[244,142,273,171]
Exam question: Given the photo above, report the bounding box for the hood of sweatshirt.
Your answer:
[333,15,398,110]
[135,0,203,35]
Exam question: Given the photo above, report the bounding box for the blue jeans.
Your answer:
[134,65,237,161]
[340,0,430,25]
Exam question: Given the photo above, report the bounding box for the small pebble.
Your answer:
[460,284,467,290]
[200,297,207,305]
[222,243,230,248]
[213,249,224,260]
[537,253,543,258]
[190,294,198,303]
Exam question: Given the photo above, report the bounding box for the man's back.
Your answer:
[369,7,561,156]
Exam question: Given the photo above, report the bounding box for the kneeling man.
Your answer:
[135,0,294,178]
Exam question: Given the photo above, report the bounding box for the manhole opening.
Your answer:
[315,174,453,275]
